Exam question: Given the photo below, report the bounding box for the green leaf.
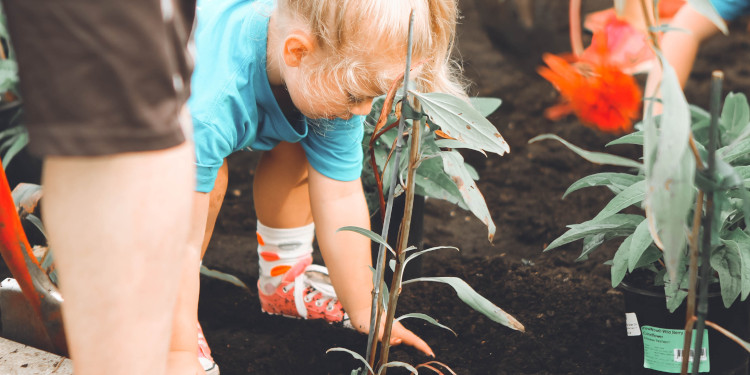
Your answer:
[643,54,694,282]
[403,277,524,331]
[611,236,632,288]
[664,256,689,312]
[414,156,468,209]
[411,91,510,157]
[377,362,419,375]
[719,137,750,164]
[396,312,457,336]
[435,139,487,156]
[0,59,18,94]
[628,219,655,272]
[326,348,375,375]
[25,214,47,239]
[440,150,496,242]
[687,0,728,34]
[606,131,643,147]
[592,180,646,221]
[199,265,249,290]
[563,172,643,199]
[404,246,459,268]
[721,229,750,301]
[711,245,743,308]
[721,93,750,146]
[2,131,27,168]
[529,134,643,169]
[338,226,394,253]
[545,214,645,251]
[577,233,607,262]
[469,97,502,117]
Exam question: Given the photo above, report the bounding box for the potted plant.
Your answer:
[532,1,750,373]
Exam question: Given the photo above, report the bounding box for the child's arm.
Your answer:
[307,166,434,357]
[644,3,723,102]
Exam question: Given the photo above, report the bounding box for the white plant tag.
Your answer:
[626,312,642,336]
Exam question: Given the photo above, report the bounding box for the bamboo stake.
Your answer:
[692,71,723,375]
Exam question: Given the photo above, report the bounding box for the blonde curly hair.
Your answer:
[274,0,466,112]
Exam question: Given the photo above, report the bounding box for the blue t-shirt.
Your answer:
[188,0,364,192]
[711,0,750,21]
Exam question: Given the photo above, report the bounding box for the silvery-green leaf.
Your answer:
[606,131,644,147]
[412,91,510,156]
[199,265,249,290]
[404,246,459,267]
[404,277,524,331]
[440,150,496,242]
[719,137,750,164]
[435,139,487,156]
[664,258,689,312]
[720,93,749,146]
[592,180,646,221]
[469,97,502,117]
[338,226,394,253]
[529,134,643,169]
[563,172,643,198]
[628,219,654,272]
[711,245,743,308]
[721,229,750,301]
[378,362,419,375]
[643,52,694,282]
[396,312,457,336]
[415,156,467,209]
[611,236,632,288]
[545,214,645,251]
[326,348,374,375]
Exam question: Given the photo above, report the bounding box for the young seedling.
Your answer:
[333,10,523,375]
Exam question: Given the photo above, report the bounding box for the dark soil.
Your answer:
[2,1,749,374]
[197,2,750,374]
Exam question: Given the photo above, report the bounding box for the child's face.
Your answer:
[284,57,407,120]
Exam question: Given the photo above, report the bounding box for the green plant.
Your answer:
[333,12,523,375]
[534,91,750,311]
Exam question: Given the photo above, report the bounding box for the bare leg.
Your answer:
[42,142,194,375]
[253,142,312,228]
[167,159,227,375]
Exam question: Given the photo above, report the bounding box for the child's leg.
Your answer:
[41,143,194,375]
[252,142,345,322]
[254,141,314,289]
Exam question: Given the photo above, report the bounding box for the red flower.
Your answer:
[538,21,643,134]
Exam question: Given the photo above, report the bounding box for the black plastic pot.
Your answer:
[369,193,424,284]
[620,279,750,374]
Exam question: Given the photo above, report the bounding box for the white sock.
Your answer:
[256,221,314,295]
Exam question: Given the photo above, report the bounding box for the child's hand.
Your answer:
[348,308,435,357]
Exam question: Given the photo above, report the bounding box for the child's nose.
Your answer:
[349,98,374,116]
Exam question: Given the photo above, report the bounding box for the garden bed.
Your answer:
[2,0,748,374]
[198,1,750,373]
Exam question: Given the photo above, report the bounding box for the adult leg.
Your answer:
[42,142,194,375]
[167,159,227,375]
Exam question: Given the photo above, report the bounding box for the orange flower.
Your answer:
[538,21,643,134]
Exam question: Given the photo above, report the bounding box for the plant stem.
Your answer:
[692,71,723,375]
[638,0,660,50]
[366,10,416,370]
[568,0,583,56]
[681,190,704,374]
[378,98,422,373]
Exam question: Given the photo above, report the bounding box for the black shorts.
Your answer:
[4,0,196,156]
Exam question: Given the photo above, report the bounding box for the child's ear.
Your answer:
[282,31,315,67]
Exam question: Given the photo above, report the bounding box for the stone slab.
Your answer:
[0,337,72,374]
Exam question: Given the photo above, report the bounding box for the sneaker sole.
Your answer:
[261,309,353,329]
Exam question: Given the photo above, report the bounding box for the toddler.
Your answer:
[176,0,466,373]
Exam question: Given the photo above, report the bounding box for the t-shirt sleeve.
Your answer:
[710,0,750,21]
[300,116,365,181]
